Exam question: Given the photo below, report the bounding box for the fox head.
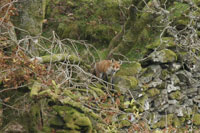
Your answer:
[110,59,122,73]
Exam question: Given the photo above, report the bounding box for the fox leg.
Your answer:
[99,73,103,79]
[103,73,108,82]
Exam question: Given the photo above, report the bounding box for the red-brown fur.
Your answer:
[94,59,121,81]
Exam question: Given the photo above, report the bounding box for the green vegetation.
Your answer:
[1,0,200,132]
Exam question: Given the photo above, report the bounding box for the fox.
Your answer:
[93,59,122,81]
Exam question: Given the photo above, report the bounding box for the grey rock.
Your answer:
[148,78,163,88]
[150,49,177,63]
[171,74,180,85]
[186,88,197,94]
[176,71,190,84]
[170,63,182,72]
[167,105,184,116]
[158,104,169,112]
[144,100,150,111]
[168,100,178,105]
[167,83,180,93]
[139,65,162,84]
[184,98,193,106]
[176,106,184,117]
[193,95,200,103]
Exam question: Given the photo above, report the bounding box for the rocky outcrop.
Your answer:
[114,37,200,131]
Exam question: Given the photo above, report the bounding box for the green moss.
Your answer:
[161,49,177,62]
[53,105,93,133]
[44,0,127,47]
[63,90,79,100]
[173,117,181,127]
[146,37,176,50]
[138,95,148,112]
[96,49,109,60]
[89,85,106,97]
[169,2,189,20]
[161,69,170,80]
[123,76,138,89]
[29,81,42,97]
[176,19,190,26]
[152,114,182,128]
[114,76,138,93]
[42,126,52,132]
[179,117,186,123]
[116,62,142,76]
[169,91,182,100]
[58,23,80,39]
[197,31,200,37]
[192,0,200,5]
[168,2,190,27]
[49,116,65,127]
[193,113,200,125]
[119,120,131,128]
[152,114,174,129]
[151,49,177,63]
[147,88,160,97]
[141,68,154,79]
[12,0,47,37]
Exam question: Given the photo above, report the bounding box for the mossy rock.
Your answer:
[113,76,138,94]
[140,65,162,84]
[192,0,200,5]
[160,69,171,80]
[116,62,142,76]
[193,113,200,126]
[53,105,92,133]
[137,94,148,112]
[49,116,65,127]
[169,91,182,100]
[119,120,131,128]
[168,2,190,26]
[44,0,129,47]
[150,49,177,63]
[152,114,181,128]
[147,88,160,97]
[146,37,176,50]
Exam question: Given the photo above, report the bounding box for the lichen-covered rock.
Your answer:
[116,62,142,76]
[146,37,176,50]
[193,113,200,126]
[168,2,190,28]
[150,49,177,63]
[53,105,93,133]
[147,88,160,97]
[113,76,138,94]
[152,114,181,129]
[137,95,149,112]
[169,63,182,72]
[153,94,168,110]
[169,91,182,100]
[139,65,162,84]
[119,120,131,128]
[147,78,163,88]
[167,83,180,93]
[176,71,191,85]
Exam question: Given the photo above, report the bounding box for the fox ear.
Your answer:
[111,59,115,62]
[119,60,122,65]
